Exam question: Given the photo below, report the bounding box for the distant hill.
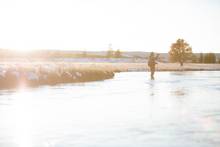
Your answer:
[0,49,219,62]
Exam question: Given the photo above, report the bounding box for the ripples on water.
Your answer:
[0,71,220,147]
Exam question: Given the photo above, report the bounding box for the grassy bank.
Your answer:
[62,62,220,72]
[0,62,220,89]
[0,63,115,89]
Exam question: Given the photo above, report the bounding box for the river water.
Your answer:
[0,71,220,147]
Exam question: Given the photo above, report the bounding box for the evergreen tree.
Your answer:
[204,53,216,63]
[199,53,204,63]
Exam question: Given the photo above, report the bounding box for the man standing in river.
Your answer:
[148,52,158,80]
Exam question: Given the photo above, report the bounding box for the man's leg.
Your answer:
[150,68,155,80]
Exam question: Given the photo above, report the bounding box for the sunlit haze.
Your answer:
[0,0,220,52]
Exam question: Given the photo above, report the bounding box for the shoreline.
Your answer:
[0,66,115,90]
[67,63,220,72]
[0,62,220,90]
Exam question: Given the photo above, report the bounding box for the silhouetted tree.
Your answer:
[204,53,216,63]
[199,53,204,63]
[114,49,122,58]
[169,39,192,66]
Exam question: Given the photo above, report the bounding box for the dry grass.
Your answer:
[1,62,220,72]
[1,61,219,89]
[50,62,220,72]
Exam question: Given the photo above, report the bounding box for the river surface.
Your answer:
[0,71,220,147]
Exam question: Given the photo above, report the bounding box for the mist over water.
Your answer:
[0,71,220,147]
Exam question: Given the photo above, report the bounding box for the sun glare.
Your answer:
[11,90,34,147]
[14,48,36,53]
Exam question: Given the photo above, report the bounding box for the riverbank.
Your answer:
[0,62,220,89]
[0,63,115,89]
[63,62,220,72]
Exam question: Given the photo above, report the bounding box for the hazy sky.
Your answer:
[0,0,220,52]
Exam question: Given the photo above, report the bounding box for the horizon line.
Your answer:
[0,48,219,54]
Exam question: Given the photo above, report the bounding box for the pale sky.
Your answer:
[0,0,220,52]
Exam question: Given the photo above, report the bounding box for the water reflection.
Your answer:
[0,71,220,147]
[148,81,155,96]
[11,90,34,147]
[171,88,187,96]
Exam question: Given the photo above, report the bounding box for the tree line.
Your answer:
[198,53,217,63]
[106,49,122,58]
[169,39,219,66]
